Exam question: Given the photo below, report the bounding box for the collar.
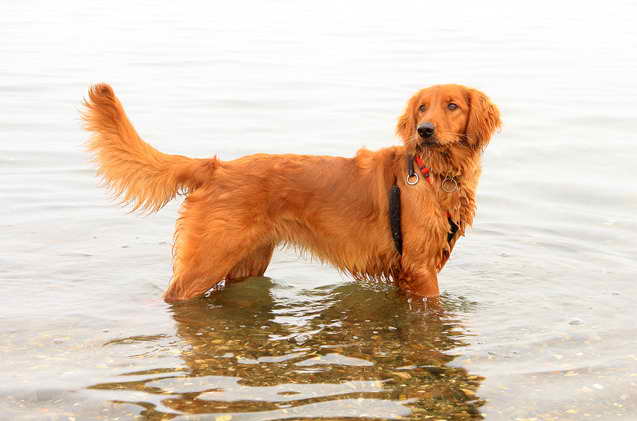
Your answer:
[406,154,430,185]
[406,154,459,193]
[414,155,432,184]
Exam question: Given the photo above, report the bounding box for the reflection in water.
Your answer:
[90,279,484,419]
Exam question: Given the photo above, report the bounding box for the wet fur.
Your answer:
[83,84,500,302]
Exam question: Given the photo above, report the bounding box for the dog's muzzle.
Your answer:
[417,122,439,147]
[417,122,435,139]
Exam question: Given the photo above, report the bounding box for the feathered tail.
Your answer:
[82,84,218,212]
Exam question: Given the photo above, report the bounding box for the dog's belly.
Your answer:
[272,215,401,281]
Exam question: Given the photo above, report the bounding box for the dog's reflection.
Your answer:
[92,279,484,419]
[164,279,484,418]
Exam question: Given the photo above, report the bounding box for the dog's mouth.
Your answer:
[417,136,444,149]
[411,133,454,153]
[419,140,441,148]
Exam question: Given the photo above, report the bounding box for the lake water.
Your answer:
[2,1,637,420]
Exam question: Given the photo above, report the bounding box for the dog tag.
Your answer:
[441,176,458,193]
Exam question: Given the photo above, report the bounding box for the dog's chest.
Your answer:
[408,174,474,228]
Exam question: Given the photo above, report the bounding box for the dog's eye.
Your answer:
[418,104,426,112]
[447,103,458,110]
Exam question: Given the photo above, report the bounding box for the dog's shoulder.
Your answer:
[353,146,403,168]
[350,146,406,194]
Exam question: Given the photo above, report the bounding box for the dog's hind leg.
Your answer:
[163,233,270,302]
[163,198,271,302]
[226,243,275,282]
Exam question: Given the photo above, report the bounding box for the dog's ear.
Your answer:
[396,95,417,145]
[466,88,501,148]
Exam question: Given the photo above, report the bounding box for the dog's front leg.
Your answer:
[397,258,440,298]
[396,210,448,299]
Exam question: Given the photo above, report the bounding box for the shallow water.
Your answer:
[2,1,637,420]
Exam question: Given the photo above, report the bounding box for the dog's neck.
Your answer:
[414,143,479,179]
[408,143,481,230]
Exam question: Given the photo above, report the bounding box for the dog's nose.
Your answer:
[417,123,435,139]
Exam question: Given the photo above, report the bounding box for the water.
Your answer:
[2,0,637,419]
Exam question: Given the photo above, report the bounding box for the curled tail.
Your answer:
[82,84,218,212]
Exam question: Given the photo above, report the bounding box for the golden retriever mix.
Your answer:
[83,84,500,303]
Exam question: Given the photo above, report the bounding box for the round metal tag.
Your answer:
[441,176,458,193]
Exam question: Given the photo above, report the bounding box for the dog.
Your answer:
[83,84,500,303]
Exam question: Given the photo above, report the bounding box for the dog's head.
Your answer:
[396,84,501,153]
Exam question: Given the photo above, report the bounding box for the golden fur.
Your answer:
[82,84,500,302]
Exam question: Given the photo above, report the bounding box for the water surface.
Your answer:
[2,1,637,419]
